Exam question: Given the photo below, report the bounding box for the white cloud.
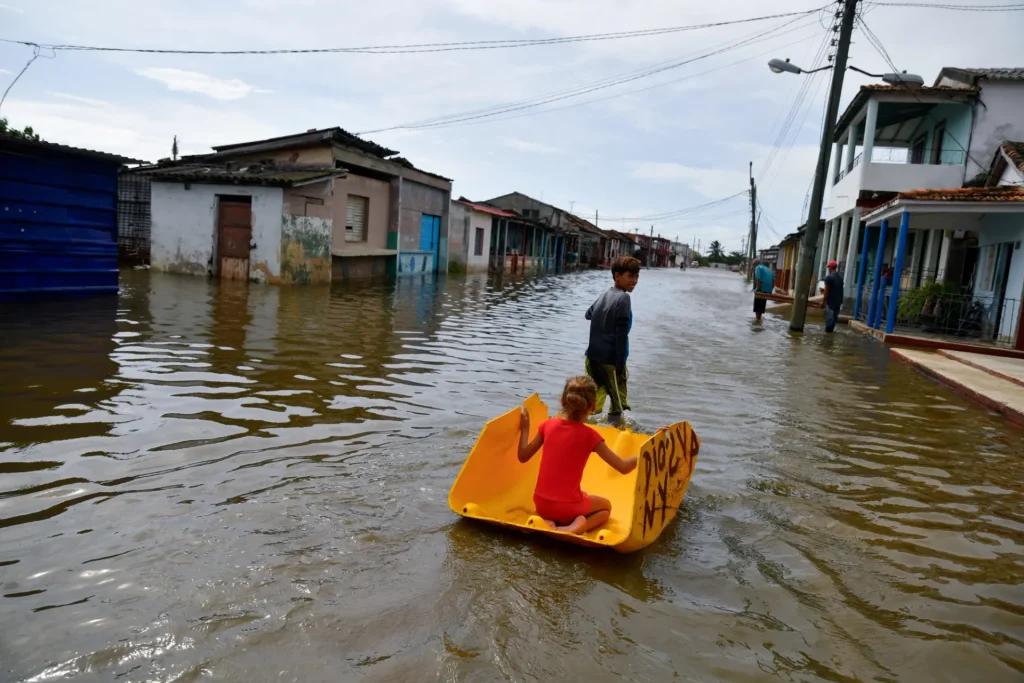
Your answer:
[0,68,14,75]
[47,92,115,108]
[498,136,560,154]
[135,68,270,101]
[4,95,279,163]
[628,161,748,197]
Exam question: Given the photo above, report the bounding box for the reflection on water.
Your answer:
[1,268,1022,682]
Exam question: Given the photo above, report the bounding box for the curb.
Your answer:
[890,349,1024,428]
[936,350,1024,389]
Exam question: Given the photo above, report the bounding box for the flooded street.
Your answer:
[1,268,1022,682]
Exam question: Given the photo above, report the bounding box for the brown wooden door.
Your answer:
[217,197,252,281]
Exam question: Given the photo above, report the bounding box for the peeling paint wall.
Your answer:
[281,214,332,285]
[150,182,283,280]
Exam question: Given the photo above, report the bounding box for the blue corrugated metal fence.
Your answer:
[1,141,124,300]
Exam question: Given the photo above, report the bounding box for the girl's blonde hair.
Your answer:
[561,375,597,421]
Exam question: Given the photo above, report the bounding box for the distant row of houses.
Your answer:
[1,125,691,299]
[759,66,1024,351]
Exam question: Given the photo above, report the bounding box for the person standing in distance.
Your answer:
[822,260,845,333]
[752,258,774,322]
[584,255,640,423]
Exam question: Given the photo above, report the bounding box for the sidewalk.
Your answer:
[891,348,1024,426]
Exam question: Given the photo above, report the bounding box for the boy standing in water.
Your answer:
[585,256,641,422]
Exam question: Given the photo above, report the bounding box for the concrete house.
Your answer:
[199,127,453,279]
[448,199,516,273]
[483,192,579,272]
[145,162,345,284]
[820,67,1024,302]
[856,140,1024,348]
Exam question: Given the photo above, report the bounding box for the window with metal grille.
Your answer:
[474,228,484,256]
[346,195,368,242]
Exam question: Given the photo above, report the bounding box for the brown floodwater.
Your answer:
[1,268,1022,682]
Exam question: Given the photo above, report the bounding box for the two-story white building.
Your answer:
[819,68,1024,304]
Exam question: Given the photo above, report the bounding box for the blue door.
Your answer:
[419,214,440,271]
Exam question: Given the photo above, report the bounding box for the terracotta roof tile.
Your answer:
[1001,141,1024,174]
[453,199,518,218]
[897,186,1024,202]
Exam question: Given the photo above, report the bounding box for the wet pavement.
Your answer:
[1,267,1022,682]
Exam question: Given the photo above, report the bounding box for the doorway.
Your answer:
[217,196,252,281]
[419,213,441,272]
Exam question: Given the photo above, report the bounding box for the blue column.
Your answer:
[867,219,888,329]
[885,211,911,334]
[853,220,872,320]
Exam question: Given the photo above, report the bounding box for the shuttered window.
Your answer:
[346,195,368,242]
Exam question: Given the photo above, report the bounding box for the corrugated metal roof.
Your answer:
[453,199,518,218]
[138,163,346,187]
[0,135,144,164]
[212,127,397,159]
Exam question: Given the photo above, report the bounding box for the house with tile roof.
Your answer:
[449,198,515,273]
[142,161,347,284]
[194,127,453,279]
[856,140,1024,349]
[819,67,1024,308]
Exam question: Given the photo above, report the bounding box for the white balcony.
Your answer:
[824,90,973,221]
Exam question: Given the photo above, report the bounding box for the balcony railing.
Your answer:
[870,147,967,166]
[833,153,862,184]
[833,148,966,184]
[857,285,1021,347]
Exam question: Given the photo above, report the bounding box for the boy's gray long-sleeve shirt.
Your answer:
[585,286,631,370]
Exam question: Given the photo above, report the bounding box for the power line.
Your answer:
[359,14,819,134]
[756,15,835,186]
[857,17,990,174]
[576,192,747,223]
[0,8,828,56]
[381,20,823,132]
[871,1,1024,9]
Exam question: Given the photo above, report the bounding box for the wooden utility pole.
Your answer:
[790,0,858,331]
[747,161,756,280]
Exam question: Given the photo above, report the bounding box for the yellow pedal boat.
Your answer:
[448,394,700,553]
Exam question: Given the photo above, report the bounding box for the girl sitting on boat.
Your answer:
[517,376,638,534]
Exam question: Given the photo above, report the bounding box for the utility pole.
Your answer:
[649,225,654,268]
[747,161,756,280]
[790,0,858,331]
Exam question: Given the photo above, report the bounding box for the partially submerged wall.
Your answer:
[281,214,331,285]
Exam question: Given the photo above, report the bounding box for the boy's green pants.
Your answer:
[585,357,630,415]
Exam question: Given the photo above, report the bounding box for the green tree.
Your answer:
[0,117,41,141]
[725,250,744,266]
[707,240,725,261]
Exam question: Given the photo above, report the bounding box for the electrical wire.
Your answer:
[0,8,828,56]
[871,2,1024,9]
[575,192,747,224]
[857,16,990,174]
[755,11,835,186]
[359,14,819,134]
[372,17,823,133]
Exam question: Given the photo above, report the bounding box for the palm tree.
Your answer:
[707,240,725,261]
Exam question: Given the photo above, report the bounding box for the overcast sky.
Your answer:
[2,0,1022,252]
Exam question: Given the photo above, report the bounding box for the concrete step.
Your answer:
[938,350,1024,389]
[891,349,1024,426]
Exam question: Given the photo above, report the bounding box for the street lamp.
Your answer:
[768,58,832,75]
[848,65,924,89]
[765,45,924,331]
